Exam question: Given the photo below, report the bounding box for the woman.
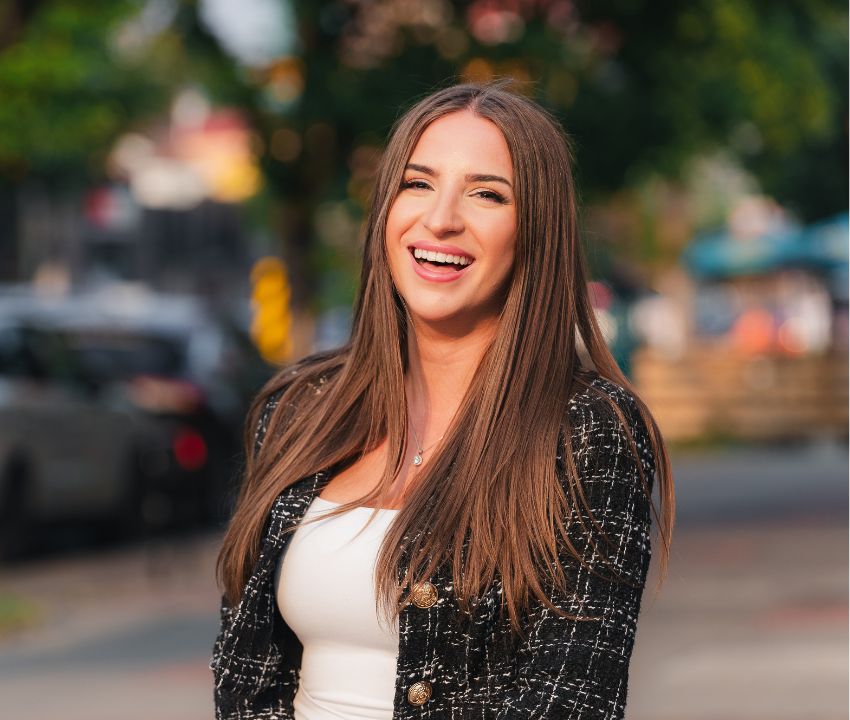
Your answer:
[211,80,675,720]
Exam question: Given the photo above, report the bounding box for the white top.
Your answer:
[275,495,401,720]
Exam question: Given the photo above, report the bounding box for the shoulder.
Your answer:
[568,369,640,419]
[564,369,656,485]
[252,360,338,456]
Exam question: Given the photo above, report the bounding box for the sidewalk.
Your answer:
[0,534,221,720]
[629,519,847,720]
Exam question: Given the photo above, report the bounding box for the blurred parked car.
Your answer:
[0,322,187,557]
[0,286,272,557]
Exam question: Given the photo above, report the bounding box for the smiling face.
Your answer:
[385,110,518,333]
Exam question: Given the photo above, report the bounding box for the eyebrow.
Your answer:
[405,163,513,189]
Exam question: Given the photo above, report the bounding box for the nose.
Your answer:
[421,189,464,237]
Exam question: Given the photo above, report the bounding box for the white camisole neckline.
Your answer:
[275,494,401,720]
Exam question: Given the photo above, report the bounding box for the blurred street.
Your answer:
[0,441,846,720]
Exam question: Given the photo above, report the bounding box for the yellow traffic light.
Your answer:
[250,257,292,364]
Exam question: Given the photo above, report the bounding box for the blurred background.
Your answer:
[0,1,846,718]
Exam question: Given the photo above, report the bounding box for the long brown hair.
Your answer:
[217,79,674,635]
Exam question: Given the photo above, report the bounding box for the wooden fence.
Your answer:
[631,346,849,442]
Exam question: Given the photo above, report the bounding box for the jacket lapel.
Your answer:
[214,471,330,697]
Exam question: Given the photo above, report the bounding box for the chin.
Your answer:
[406,302,461,322]
[410,303,497,332]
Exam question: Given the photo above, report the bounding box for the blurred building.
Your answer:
[630,199,848,442]
[8,94,263,301]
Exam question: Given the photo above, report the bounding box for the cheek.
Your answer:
[487,216,517,267]
[385,209,399,246]
[385,197,415,242]
[385,206,404,265]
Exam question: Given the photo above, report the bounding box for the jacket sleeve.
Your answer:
[211,389,290,720]
[495,385,656,720]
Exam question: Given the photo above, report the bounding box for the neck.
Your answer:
[404,313,498,443]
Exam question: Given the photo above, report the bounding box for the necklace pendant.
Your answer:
[412,454,423,466]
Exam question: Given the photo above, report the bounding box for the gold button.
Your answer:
[407,680,432,706]
[410,581,438,609]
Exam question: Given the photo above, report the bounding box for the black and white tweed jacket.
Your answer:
[211,370,656,719]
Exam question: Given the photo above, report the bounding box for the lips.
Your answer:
[408,246,472,268]
[406,242,476,263]
[407,241,475,269]
[407,246,473,283]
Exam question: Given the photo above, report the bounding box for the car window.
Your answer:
[0,326,43,378]
[62,331,188,382]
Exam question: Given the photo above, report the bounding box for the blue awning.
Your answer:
[683,212,848,280]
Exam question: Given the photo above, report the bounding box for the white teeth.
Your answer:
[412,247,473,266]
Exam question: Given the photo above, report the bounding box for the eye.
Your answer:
[400,179,431,191]
[473,189,508,204]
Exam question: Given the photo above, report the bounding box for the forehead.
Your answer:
[408,111,513,176]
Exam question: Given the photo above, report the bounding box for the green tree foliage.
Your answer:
[267,0,846,302]
[0,0,168,184]
[0,0,845,302]
[567,0,846,219]
[275,0,846,214]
